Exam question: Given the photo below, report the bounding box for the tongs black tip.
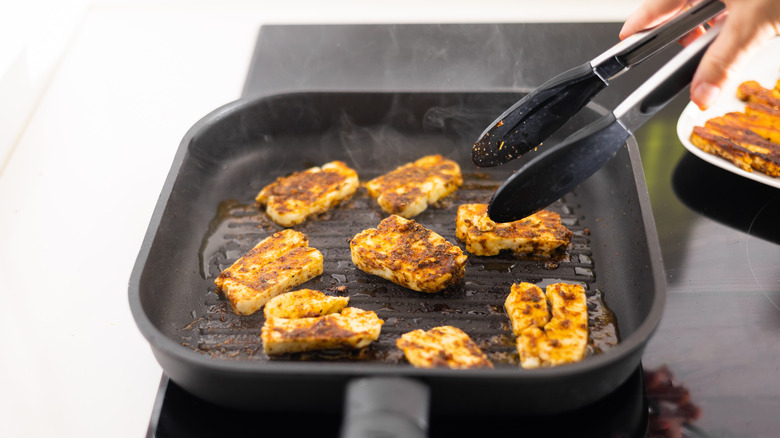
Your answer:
[471,62,608,168]
[487,113,631,222]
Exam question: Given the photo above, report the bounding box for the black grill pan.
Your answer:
[129,91,665,417]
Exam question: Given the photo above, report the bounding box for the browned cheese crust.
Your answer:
[690,126,758,173]
[691,79,780,178]
[261,307,384,355]
[455,203,572,257]
[396,325,493,369]
[714,111,780,144]
[512,282,588,369]
[215,230,323,315]
[263,289,349,319]
[691,115,780,177]
[737,80,780,108]
[365,154,462,218]
[350,215,468,293]
[744,102,780,132]
[504,282,550,336]
[256,160,359,227]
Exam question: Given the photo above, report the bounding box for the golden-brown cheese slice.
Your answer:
[540,283,589,366]
[263,289,349,319]
[455,204,572,257]
[691,121,780,177]
[690,126,758,173]
[215,230,323,315]
[365,154,462,218]
[516,283,588,369]
[687,79,780,178]
[261,307,384,355]
[396,326,493,369]
[504,282,550,336]
[517,327,546,369]
[256,160,359,227]
[736,80,780,108]
[350,215,468,293]
[718,111,780,144]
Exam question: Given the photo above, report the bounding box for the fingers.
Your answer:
[677,25,707,46]
[690,3,780,109]
[621,0,780,110]
[620,0,691,39]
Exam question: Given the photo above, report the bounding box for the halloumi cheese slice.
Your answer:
[736,80,780,108]
[396,325,493,369]
[504,282,550,336]
[263,289,349,319]
[350,215,467,293]
[215,230,323,315]
[366,154,462,218]
[512,283,589,369]
[256,160,359,227]
[456,204,572,257]
[261,307,383,355]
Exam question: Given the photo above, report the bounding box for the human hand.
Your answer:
[620,0,780,110]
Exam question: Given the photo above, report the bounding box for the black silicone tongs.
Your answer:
[486,20,723,222]
[472,0,725,168]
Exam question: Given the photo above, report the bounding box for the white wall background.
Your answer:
[0,0,643,173]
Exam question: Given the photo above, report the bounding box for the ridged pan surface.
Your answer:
[129,92,666,415]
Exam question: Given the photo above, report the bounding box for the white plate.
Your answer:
[676,37,780,189]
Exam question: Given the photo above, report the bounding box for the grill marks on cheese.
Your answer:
[261,290,382,355]
[262,307,383,355]
[505,282,588,368]
[350,215,468,293]
[396,326,493,369]
[366,154,462,218]
[690,79,780,177]
[215,230,323,315]
[456,204,572,257]
[256,160,359,227]
[691,112,780,177]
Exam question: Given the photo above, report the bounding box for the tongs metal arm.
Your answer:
[472,0,725,168]
[592,0,726,80]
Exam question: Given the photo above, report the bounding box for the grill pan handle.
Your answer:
[340,377,430,438]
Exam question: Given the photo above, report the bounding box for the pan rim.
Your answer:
[128,90,667,381]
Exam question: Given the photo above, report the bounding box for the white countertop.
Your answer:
[0,2,642,437]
